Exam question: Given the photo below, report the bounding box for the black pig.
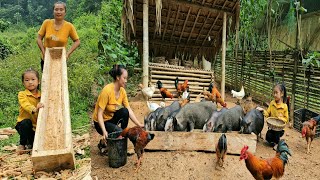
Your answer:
[214,105,244,133]
[239,109,264,141]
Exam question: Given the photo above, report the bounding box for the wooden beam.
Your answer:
[161,5,171,40]
[201,13,220,46]
[179,7,191,43]
[137,39,216,50]
[145,131,257,155]
[172,0,234,16]
[184,8,201,55]
[32,47,75,172]
[169,5,181,41]
[142,0,149,87]
[221,12,227,100]
[194,11,211,44]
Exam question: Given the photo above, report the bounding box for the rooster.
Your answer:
[179,93,190,107]
[146,101,162,112]
[174,77,189,97]
[301,116,319,154]
[203,87,227,108]
[120,126,155,172]
[231,86,245,104]
[240,139,291,180]
[157,80,173,101]
[216,134,227,169]
[138,84,156,101]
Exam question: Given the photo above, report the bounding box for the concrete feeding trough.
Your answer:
[32,47,75,172]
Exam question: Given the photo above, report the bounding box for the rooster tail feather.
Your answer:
[148,133,155,141]
[175,77,179,89]
[120,127,130,137]
[218,134,227,152]
[277,139,292,165]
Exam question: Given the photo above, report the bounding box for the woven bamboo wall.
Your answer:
[149,63,214,102]
[214,50,320,114]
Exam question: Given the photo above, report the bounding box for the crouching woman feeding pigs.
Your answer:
[256,83,288,148]
[92,65,144,153]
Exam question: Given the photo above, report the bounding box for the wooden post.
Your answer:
[221,12,227,100]
[142,0,149,87]
[234,14,239,89]
[290,0,301,125]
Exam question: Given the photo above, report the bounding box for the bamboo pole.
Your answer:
[234,7,240,89]
[142,0,149,87]
[221,12,227,100]
[290,0,301,126]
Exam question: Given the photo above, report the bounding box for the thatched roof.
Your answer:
[123,0,240,62]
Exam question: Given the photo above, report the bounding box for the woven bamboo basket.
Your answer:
[153,56,166,64]
[168,59,179,66]
[267,117,286,131]
[182,60,193,68]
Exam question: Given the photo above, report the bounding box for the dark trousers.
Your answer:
[94,108,129,136]
[266,129,284,145]
[41,59,44,71]
[15,119,35,146]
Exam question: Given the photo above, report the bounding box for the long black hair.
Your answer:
[274,83,287,103]
[109,64,126,80]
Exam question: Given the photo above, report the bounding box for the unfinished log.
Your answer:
[145,131,257,154]
[32,47,75,172]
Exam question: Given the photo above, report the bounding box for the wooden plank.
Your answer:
[151,70,212,78]
[151,79,210,86]
[145,131,257,155]
[152,75,212,82]
[149,63,214,74]
[32,47,75,172]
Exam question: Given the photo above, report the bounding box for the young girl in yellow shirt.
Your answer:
[257,83,288,147]
[16,68,44,154]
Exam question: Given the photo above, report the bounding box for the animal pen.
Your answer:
[121,0,259,154]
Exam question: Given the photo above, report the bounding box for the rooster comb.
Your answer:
[241,145,249,154]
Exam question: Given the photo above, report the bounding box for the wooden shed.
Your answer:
[123,0,240,99]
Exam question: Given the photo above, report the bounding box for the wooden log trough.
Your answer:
[32,47,75,172]
[143,131,257,155]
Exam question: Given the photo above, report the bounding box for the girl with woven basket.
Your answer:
[256,83,288,147]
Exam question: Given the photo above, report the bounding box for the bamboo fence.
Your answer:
[214,50,320,114]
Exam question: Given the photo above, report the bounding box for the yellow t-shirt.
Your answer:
[263,100,289,123]
[92,83,130,122]
[17,89,41,131]
[38,19,79,48]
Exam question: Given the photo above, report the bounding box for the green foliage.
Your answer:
[0,19,10,32]
[0,40,12,60]
[0,133,19,151]
[98,0,139,75]
[302,52,320,69]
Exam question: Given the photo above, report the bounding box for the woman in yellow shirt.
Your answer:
[257,83,288,147]
[16,68,44,154]
[37,1,80,70]
[92,65,143,152]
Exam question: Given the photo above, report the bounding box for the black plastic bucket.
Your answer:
[107,131,128,168]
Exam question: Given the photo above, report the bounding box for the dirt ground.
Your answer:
[90,93,320,180]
